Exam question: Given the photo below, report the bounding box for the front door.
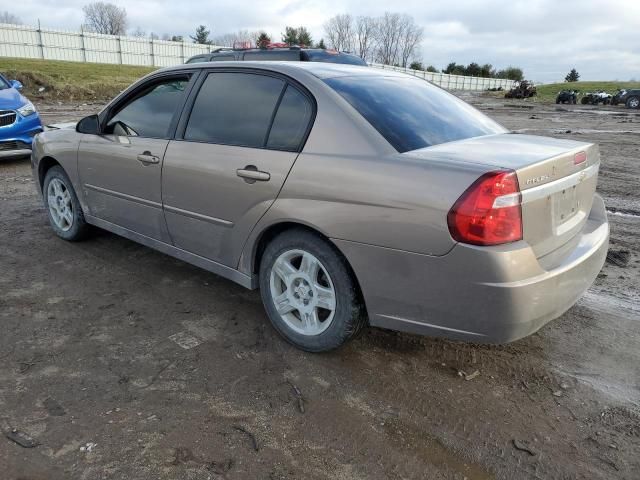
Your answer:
[78,74,192,241]
[162,71,315,267]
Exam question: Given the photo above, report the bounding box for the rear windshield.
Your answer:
[303,51,367,66]
[325,76,506,152]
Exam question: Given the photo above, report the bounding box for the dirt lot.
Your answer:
[1,97,639,480]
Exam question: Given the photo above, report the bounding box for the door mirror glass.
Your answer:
[10,80,23,90]
[76,114,101,135]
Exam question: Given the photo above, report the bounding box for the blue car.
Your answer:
[0,73,43,158]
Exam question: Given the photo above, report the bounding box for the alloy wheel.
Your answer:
[269,249,337,336]
[47,178,74,232]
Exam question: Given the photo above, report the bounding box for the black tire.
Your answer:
[43,165,90,241]
[259,229,367,352]
[581,97,589,105]
[572,97,577,104]
[555,97,561,104]
[626,96,640,109]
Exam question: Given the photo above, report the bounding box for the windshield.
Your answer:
[0,75,10,90]
[303,51,367,66]
[325,75,507,152]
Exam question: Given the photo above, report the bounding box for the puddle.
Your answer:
[607,208,640,220]
[549,291,640,405]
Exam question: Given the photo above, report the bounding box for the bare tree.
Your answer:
[130,26,146,38]
[355,16,378,62]
[398,19,423,68]
[82,2,127,35]
[0,11,22,24]
[323,14,355,52]
[214,30,261,48]
[375,12,404,65]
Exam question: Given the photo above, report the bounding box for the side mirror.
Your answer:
[10,80,23,90]
[76,114,101,135]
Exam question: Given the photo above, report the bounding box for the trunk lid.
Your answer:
[404,133,600,258]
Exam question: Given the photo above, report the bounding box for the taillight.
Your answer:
[447,170,522,246]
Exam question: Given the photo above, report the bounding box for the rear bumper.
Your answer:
[334,194,609,343]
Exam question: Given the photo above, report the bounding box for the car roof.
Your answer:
[161,61,408,80]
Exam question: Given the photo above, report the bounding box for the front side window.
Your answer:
[185,72,285,148]
[106,77,190,138]
[325,75,506,152]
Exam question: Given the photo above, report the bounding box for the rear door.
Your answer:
[78,73,193,241]
[162,70,315,266]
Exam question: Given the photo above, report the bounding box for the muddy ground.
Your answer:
[1,97,639,480]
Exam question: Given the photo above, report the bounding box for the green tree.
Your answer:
[171,35,184,42]
[282,26,299,45]
[443,62,466,75]
[297,26,313,47]
[409,61,424,70]
[256,31,271,48]
[426,65,439,73]
[191,25,211,44]
[315,38,327,49]
[282,26,313,46]
[466,62,481,76]
[565,68,580,82]
[496,66,524,81]
[480,63,495,78]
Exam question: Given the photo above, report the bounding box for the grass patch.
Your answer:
[535,81,640,103]
[0,58,156,102]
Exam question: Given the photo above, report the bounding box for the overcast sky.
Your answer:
[6,0,640,83]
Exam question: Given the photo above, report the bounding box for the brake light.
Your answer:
[447,170,522,246]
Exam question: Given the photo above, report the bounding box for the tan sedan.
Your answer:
[32,62,609,351]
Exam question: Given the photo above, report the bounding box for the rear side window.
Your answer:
[211,54,236,61]
[325,76,506,152]
[303,51,367,66]
[106,77,190,138]
[186,56,209,64]
[267,86,313,151]
[185,72,285,148]
[243,51,301,61]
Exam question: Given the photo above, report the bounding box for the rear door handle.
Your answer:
[137,151,160,165]
[237,165,270,183]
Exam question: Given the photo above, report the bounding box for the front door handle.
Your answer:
[237,165,271,183]
[137,151,160,165]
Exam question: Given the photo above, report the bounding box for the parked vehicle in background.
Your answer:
[504,80,537,99]
[556,90,577,104]
[619,89,640,109]
[611,89,627,106]
[581,91,612,105]
[0,73,43,158]
[186,45,367,66]
[31,62,608,352]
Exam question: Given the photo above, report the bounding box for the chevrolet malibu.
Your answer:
[32,62,609,352]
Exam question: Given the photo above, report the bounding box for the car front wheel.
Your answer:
[259,229,366,352]
[43,166,90,241]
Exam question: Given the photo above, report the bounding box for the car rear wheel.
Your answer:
[626,96,640,109]
[43,166,90,241]
[259,229,366,352]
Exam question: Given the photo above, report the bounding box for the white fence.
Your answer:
[0,22,516,91]
[0,22,221,67]
[369,63,515,91]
